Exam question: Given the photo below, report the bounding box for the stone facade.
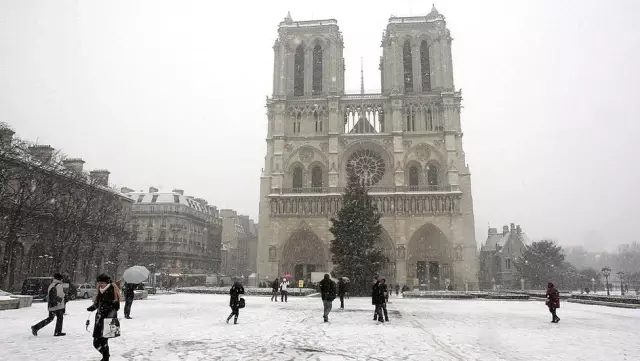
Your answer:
[124,188,223,275]
[219,209,258,277]
[479,224,530,289]
[258,8,478,290]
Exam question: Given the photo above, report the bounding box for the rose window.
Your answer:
[346,149,386,186]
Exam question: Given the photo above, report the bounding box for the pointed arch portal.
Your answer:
[281,228,327,282]
[407,223,453,290]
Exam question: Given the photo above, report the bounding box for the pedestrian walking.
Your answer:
[226,281,245,324]
[87,274,122,361]
[319,274,336,322]
[372,276,385,323]
[546,282,560,323]
[270,277,279,302]
[280,277,289,302]
[380,278,390,322]
[123,282,136,319]
[337,277,346,309]
[31,272,66,337]
[395,284,400,296]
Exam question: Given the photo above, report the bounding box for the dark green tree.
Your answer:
[514,240,566,289]
[329,170,386,295]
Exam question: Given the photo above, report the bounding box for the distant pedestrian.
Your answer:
[337,277,346,309]
[545,282,560,323]
[271,277,279,302]
[380,278,390,322]
[227,281,245,324]
[123,282,136,319]
[372,275,385,323]
[280,277,290,302]
[319,274,336,322]
[395,284,400,296]
[88,273,122,361]
[31,272,66,337]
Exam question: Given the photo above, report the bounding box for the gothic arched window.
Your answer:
[420,40,431,92]
[314,110,322,133]
[311,166,323,188]
[312,44,323,95]
[409,166,419,187]
[427,165,439,190]
[406,106,416,131]
[292,166,303,189]
[294,44,305,96]
[293,112,301,134]
[403,40,414,93]
[426,108,433,131]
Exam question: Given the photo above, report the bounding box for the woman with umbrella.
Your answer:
[120,266,150,320]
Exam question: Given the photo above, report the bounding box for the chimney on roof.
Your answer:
[510,223,516,232]
[172,189,184,195]
[120,187,134,194]
[194,198,208,206]
[502,225,509,235]
[89,169,110,187]
[488,228,497,236]
[62,158,85,174]
[0,126,15,149]
[516,225,522,234]
[149,186,159,193]
[28,145,55,163]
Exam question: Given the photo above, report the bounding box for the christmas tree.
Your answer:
[329,169,387,295]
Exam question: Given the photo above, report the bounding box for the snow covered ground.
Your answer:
[1,293,639,361]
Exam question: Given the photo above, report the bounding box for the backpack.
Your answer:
[47,285,60,308]
[238,297,246,309]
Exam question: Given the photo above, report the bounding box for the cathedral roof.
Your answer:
[349,116,378,134]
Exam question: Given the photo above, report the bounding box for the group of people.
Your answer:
[372,276,390,323]
[29,272,139,361]
[269,277,290,302]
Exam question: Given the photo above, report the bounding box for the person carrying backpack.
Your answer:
[31,273,66,337]
[319,274,336,322]
[227,281,245,324]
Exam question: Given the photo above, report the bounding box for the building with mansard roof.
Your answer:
[258,7,478,290]
[479,223,530,289]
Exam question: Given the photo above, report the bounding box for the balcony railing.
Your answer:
[273,185,454,195]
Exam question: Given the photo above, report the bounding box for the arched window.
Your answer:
[312,44,323,95]
[293,112,301,134]
[292,166,303,190]
[426,108,433,131]
[314,110,323,132]
[420,40,431,92]
[294,44,305,96]
[403,40,414,93]
[406,106,415,131]
[311,166,323,188]
[409,166,419,187]
[427,165,439,190]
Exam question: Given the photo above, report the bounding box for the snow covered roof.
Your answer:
[126,191,220,216]
[482,224,529,252]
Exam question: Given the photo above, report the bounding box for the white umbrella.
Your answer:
[122,266,150,284]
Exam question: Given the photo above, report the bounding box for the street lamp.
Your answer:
[617,271,625,296]
[602,267,611,296]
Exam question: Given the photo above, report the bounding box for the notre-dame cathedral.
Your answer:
[258,7,478,290]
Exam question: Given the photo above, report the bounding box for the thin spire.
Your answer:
[360,57,364,95]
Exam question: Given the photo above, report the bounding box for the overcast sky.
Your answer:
[1,0,639,251]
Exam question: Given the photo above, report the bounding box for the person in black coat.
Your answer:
[87,274,121,361]
[371,276,385,323]
[319,274,336,322]
[227,281,245,324]
[123,282,136,319]
[270,277,279,302]
[337,278,346,309]
[380,278,390,322]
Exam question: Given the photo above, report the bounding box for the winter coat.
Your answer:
[380,283,389,300]
[47,279,65,312]
[123,283,136,300]
[229,283,245,308]
[271,280,279,291]
[280,279,289,291]
[372,281,384,305]
[546,286,560,308]
[319,278,337,301]
[337,280,346,296]
[87,283,120,338]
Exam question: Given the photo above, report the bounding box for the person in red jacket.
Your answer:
[546,282,560,323]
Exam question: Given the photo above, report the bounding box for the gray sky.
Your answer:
[1,0,639,251]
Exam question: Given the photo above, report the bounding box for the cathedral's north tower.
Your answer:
[258,8,478,291]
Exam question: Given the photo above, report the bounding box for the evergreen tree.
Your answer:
[514,240,566,289]
[329,170,386,295]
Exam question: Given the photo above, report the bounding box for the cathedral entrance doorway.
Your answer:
[408,224,453,290]
[281,228,326,284]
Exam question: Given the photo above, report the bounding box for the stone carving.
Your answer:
[403,140,412,149]
[397,245,406,260]
[433,139,443,148]
[415,143,430,161]
[319,142,329,153]
[395,161,402,171]
[339,138,348,149]
[454,245,463,261]
[284,143,293,152]
[383,137,394,149]
[269,246,277,261]
[299,147,314,163]
[330,162,337,172]
[449,159,458,171]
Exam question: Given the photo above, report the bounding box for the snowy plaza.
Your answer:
[1,293,639,361]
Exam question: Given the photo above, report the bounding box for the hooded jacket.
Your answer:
[47,279,65,312]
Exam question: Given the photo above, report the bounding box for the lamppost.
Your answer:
[602,267,611,296]
[617,271,625,296]
[591,278,595,293]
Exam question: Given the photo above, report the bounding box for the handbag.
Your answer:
[238,297,246,309]
[102,317,121,338]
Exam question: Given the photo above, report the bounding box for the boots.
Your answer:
[226,314,233,324]
[234,317,238,325]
